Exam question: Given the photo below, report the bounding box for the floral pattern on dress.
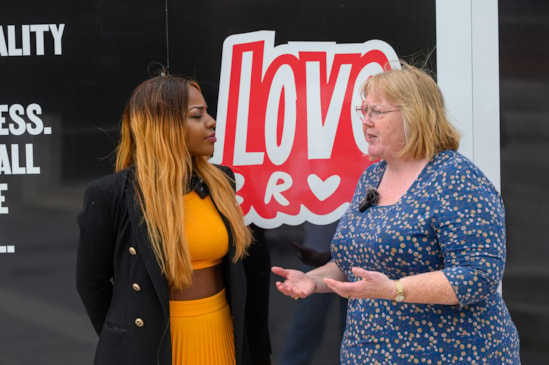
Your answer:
[332,150,520,364]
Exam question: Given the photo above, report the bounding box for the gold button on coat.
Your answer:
[128,247,137,255]
[132,283,141,292]
[134,318,144,327]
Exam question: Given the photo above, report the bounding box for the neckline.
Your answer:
[373,155,434,208]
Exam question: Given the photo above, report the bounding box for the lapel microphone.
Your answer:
[358,188,380,212]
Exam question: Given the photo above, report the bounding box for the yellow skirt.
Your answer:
[169,288,236,365]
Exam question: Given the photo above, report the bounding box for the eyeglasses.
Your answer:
[355,104,400,122]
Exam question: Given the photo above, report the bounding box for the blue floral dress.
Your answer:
[331,150,520,364]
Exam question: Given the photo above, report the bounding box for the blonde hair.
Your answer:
[116,74,252,289]
[362,61,460,160]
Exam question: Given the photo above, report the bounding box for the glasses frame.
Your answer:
[355,104,400,122]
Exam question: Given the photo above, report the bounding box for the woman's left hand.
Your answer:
[323,267,395,300]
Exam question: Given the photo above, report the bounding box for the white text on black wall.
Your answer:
[0,24,65,56]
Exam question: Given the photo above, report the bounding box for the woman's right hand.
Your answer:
[271,266,316,299]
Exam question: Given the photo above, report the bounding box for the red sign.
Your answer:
[211,31,398,228]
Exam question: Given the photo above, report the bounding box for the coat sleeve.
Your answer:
[244,224,272,363]
[76,182,116,335]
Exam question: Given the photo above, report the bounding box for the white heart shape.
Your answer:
[307,174,341,201]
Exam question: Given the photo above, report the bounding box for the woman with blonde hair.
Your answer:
[77,72,271,365]
[273,61,520,364]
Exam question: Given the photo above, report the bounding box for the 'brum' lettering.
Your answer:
[0,24,65,56]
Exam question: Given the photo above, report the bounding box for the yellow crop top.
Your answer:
[183,191,229,270]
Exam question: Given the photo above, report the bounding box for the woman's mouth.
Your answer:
[365,132,377,142]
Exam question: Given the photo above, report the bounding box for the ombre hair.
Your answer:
[115,74,252,289]
[362,61,460,160]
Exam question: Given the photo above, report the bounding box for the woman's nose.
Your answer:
[207,114,216,128]
[362,114,374,127]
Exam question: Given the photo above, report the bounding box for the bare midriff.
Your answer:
[169,265,224,300]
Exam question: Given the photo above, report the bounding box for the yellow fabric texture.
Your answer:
[170,289,235,365]
[170,193,234,364]
[183,191,229,270]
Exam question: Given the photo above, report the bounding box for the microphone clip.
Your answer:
[358,187,379,212]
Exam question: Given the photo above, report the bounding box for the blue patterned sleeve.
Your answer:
[433,158,507,306]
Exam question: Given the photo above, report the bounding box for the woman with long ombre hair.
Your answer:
[76,71,272,365]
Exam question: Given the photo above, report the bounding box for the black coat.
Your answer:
[76,166,271,365]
